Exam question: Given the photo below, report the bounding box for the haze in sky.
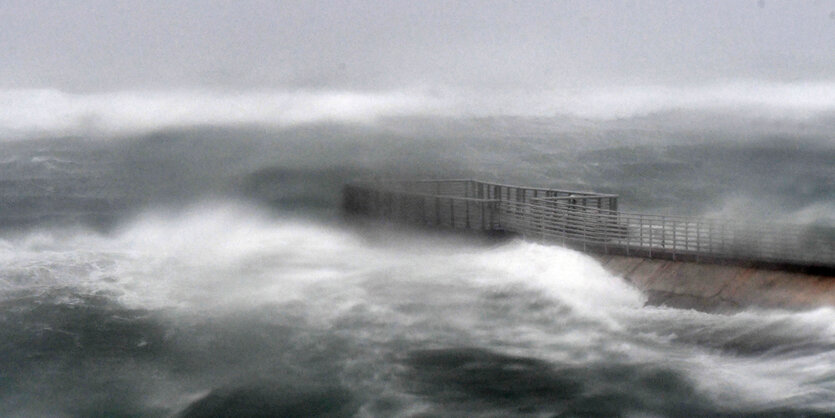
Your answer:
[3,0,835,90]
[3,3,835,416]
[2,0,835,135]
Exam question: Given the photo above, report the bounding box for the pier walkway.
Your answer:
[343,179,835,272]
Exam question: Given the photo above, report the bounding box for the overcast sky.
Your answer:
[2,0,834,92]
[2,0,835,136]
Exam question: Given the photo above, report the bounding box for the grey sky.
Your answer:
[2,0,834,92]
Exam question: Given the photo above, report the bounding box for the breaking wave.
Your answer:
[1,202,834,415]
[2,81,835,138]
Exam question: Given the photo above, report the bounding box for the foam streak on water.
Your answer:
[1,202,834,416]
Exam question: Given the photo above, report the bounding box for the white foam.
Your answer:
[466,240,645,327]
[2,81,835,138]
[1,201,834,410]
[542,81,835,119]
[0,88,451,138]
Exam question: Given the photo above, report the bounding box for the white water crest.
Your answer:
[2,81,835,138]
[0,88,450,138]
[2,201,834,413]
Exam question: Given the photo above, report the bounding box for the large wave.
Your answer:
[3,81,835,138]
[1,202,834,415]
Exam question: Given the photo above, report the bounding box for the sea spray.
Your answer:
[2,201,835,415]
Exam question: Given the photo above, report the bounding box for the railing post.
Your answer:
[450,198,454,228]
[708,221,712,255]
[561,206,566,245]
[481,200,486,230]
[343,180,835,268]
[639,214,644,249]
[465,199,470,229]
[582,207,588,251]
[696,221,701,258]
[624,214,630,256]
[597,211,610,255]
[672,219,677,260]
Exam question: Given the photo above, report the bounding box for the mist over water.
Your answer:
[3,83,835,138]
[3,0,835,414]
[0,94,834,415]
[2,202,835,416]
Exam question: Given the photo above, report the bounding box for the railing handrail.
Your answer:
[347,181,830,235]
[343,180,834,268]
[345,183,501,203]
[350,178,617,198]
[518,199,828,233]
[498,199,834,266]
[530,194,621,201]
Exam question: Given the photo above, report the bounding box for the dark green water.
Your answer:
[1,124,834,416]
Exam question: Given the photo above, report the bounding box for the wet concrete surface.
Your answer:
[595,255,835,312]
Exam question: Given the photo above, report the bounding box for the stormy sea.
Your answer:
[2,111,835,417]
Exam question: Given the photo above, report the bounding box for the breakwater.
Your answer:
[343,179,835,309]
[596,255,835,311]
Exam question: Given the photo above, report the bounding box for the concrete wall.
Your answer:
[595,255,835,312]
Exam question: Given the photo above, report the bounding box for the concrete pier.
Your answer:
[596,255,835,311]
[344,179,835,310]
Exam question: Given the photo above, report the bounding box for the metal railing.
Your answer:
[343,179,835,268]
[343,181,501,230]
[347,179,617,210]
[499,199,835,267]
